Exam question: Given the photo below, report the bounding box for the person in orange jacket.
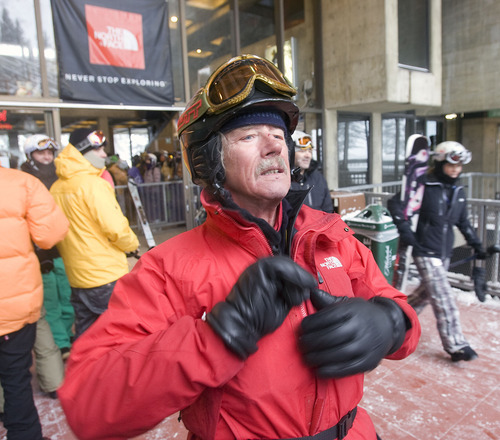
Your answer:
[0,165,69,440]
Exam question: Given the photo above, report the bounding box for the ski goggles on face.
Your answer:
[177,55,296,134]
[75,130,106,151]
[37,138,58,150]
[445,149,471,164]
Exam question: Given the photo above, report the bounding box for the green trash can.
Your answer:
[344,203,399,284]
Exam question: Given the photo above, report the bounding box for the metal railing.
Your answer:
[460,172,500,200]
[115,181,186,231]
[337,173,500,297]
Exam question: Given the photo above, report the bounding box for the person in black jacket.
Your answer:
[388,141,485,362]
[289,130,333,212]
[21,135,74,357]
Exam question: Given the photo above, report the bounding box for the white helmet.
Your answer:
[433,141,471,164]
[291,130,314,149]
[24,134,60,160]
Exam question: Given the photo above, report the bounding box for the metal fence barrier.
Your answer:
[115,181,186,231]
[338,173,500,298]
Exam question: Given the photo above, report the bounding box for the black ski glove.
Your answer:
[126,250,140,259]
[300,289,408,378]
[472,266,487,302]
[39,259,54,274]
[398,228,418,248]
[472,243,487,260]
[207,257,316,360]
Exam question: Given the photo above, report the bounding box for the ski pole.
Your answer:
[449,244,500,268]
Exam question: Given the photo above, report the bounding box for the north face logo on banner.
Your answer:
[86,5,145,69]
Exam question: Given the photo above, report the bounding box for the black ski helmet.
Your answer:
[178,54,299,188]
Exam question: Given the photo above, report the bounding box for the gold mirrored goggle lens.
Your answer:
[177,56,297,135]
[37,139,57,149]
[206,57,296,109]
[296,136,313,146]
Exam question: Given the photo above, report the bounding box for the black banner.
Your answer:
[51,0,174,106]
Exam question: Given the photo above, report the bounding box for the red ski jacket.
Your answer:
[58,190,420,440]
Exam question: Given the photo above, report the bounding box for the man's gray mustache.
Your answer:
[255,157,289,176]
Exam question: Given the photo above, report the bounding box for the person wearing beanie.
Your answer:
[58,55,420,440]
[50,128,139,340]
[388,140,485,362]
[289,130,333,212]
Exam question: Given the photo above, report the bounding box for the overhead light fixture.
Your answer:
[188,49,212,58]
[170,16,178,23]
[445,113,458,120]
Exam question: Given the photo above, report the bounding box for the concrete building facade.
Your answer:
[0,0,499,213]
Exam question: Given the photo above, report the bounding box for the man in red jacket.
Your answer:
[59,54,420,440]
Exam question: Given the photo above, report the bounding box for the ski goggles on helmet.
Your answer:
[178,54,296,135]
[75,130,106,151]
[444,149,471,164]
[294,135,314,150]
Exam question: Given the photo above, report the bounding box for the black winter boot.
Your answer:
[450,346,478,362]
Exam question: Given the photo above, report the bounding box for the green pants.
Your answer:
[42,257,74,349]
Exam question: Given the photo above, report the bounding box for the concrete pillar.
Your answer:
[370,112,382,185]
[323,108,338,189]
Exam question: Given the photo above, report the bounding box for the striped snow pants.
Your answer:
[409,256,470,354]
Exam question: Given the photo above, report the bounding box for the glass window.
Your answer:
[382,114,444,182]
[382,117,407,182]
[0,0,41,96]
[113,127,150,167]
[284,0,305,30]
[425,119,444,149]
[185,1,232,97]
[40,0,58,97]
[398,0,429,70]
[240,0,275,51]
[338,115,370,187]
[0,108,53,168]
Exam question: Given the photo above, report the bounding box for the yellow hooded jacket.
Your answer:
[51,144,139,288]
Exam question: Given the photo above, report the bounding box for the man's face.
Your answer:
[31,149,54,165]
[294,147,313,172]
[222,124,291,215]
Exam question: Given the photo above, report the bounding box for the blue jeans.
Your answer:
[0,323,43,440]
[71,280,117,339]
